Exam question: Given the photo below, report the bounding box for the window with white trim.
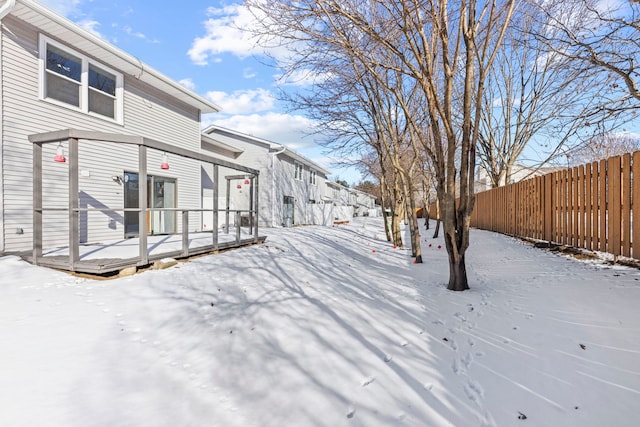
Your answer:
[294,162,304,181]
[40,35,123,123]
[309,169,317,185]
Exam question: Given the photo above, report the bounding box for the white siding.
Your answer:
[202,129,273,226]
[1,17,202,252]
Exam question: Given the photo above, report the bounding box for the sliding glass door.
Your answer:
[124,172,177,237]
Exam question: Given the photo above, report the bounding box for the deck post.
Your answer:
[235,210,241,243]
[32,142,43,264]
[253,176,259,243]
[182,210,189,257]
[213,164,219,250]
[225,178,231,234]
[69,138,79,271]
[249,177,254,235]
[139,145,148,265]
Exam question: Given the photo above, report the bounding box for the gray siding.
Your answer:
[1,16,202,252]
[202,130,273,226]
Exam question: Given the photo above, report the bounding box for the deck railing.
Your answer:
[30,129,261,273]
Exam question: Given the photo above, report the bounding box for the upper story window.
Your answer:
[40,36,123,124]
[309,169,317,185]
[294,162,304,181]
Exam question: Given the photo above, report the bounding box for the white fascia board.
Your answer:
[277,148,332,177]
[203,125,273,150]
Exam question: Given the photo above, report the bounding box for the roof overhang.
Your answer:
[201,133,244,159]
[276,147,332,176]
[6,0,220,113]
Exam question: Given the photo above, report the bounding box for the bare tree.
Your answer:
[568,133,640,165]
[536,0,639,109]
[244,0,516,291]
[477,0,612,188]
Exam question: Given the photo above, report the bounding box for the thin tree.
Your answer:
[477,0,612,188]
[536,0,639,110]
[244,0,516,291]
[568,133,640,166]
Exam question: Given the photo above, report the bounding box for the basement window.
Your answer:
[40,35,123,123]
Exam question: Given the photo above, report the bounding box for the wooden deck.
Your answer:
[17,232,266,276]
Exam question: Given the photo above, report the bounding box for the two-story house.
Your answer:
[202,125,332,227]
[0,0,259,271]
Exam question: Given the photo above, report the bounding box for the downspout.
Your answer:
[0,0,16,253]
[270,145,286,227]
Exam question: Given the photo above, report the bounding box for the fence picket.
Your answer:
[459,151,640,262]
[622,154,631,257]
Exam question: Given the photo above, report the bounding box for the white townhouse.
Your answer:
[0,0,259,265]
[202,125,334,227]
[323,182,379,218]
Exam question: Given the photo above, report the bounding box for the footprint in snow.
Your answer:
[464,380,484,402]
[452,356,465,375]
[346,407,356,419]
[362,377,376,387]
[462,352,474,368]
[454,312,467,322]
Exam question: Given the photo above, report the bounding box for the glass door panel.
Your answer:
[124,172,139,237]
[124,173,177,237]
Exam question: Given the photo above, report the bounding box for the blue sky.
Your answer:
[38,0,362,184]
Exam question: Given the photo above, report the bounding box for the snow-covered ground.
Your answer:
[1,217,639,427]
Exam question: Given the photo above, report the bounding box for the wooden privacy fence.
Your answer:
[470,152,640,260]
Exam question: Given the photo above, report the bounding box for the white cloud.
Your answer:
[178,78,196,91]
[77,19,102,38]
[243,67,257,79]
[188,4,262,65]
[122,25,160,44]
[39,0,83,17]
[205,88,276,115]
[201,112,317,148]
[188,4,290,65]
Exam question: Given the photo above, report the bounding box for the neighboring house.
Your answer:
[350,188,378,217]
[475,164,563,192]
[323,181,380,219]
[202,125,331,227]
[0,0,257,260]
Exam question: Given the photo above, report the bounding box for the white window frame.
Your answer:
[309,169,317,185]
[39,35,124,124]
[294,162,304,181]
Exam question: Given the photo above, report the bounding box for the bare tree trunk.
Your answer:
[432,197,441,239]
[392,195,404,247]
[401,172,422,262]
[447,249,469,291]
[379,174,392,242]
[424,203,430,230]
